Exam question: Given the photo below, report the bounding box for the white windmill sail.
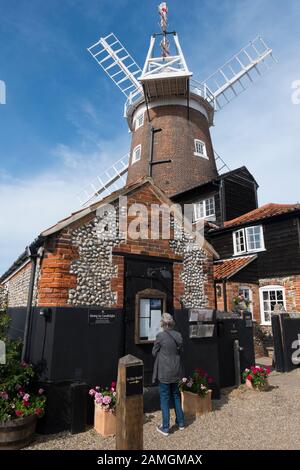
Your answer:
[88,33,143,98]
[77,153,130,207]
[202,36,277,110]
[76,150,230,206]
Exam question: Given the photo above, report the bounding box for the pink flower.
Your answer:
[0,391,8,400]
[181,378,188,383]
[21,361,28,368]
[23,393,30,402]
[95,386,100,391]
[95,392,103,404]
[187,382,192,388]
[89,389,96,396]
[111,381,117,389]
[102,396,111,405]
[15,410,23,417]
[38,388,44,395]
[18,388,25,397]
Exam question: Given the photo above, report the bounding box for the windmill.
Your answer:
[78,2,276,206]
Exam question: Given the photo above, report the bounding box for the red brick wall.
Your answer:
[259,276,300,313]
[127,105,218,196]
[215,281,260,322]
[38,229,77,307]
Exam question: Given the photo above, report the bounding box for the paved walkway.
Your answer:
[27,363,300,450]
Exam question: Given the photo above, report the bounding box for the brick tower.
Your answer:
[125,3,218,196]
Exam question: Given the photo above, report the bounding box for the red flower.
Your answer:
[15,410,23,417]
[246,375,253,381]
[111,381,117,389]
[35,408,43,416]
[23,401,30,407]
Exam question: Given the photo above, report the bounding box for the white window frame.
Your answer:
[131,144,141,164]
[238,286,253,317]
[135,112,144,130]
[233,229,246,255]
[194,139,208,159]
[259,285,286,326]
[194,197,215,221]
[233,225,265,255]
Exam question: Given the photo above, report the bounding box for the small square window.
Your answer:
[135,113,144,130]
[194,139,208,159]
[132,145,141,164]
[194,197,215,221]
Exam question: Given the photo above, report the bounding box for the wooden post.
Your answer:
[234,339,241,386]
[116,354,144,450]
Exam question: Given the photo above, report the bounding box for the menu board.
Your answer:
[189,309,214,322]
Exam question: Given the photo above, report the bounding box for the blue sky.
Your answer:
[0,0,300,273]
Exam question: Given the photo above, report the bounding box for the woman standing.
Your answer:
[152,313,185,436]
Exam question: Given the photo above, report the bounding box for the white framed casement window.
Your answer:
[131,144,141,164]
[194,139,208,159]
[259,285,286,325]
[135,112,144,130]
[233,225,265,255]
[194,197,215,221]
[233,229,246,255]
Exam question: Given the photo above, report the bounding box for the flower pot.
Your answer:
[245,379,269,391]
[181,390,212,418]
[0,414,37,450]
[94,404,116,437]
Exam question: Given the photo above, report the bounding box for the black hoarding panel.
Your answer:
[7,307,27,340]
[282,316,300,372]
[271,315,285,372]
[174,309,220,399]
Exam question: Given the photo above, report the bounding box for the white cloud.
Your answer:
[0,134,129,274]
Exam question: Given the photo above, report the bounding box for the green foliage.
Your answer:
[178,368,213,398]
[0,312,46,423]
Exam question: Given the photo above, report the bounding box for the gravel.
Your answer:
[26,367,300,450]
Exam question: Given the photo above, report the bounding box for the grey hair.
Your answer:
[161,312,175,330]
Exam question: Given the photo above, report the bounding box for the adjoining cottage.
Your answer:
[208,203,300,336]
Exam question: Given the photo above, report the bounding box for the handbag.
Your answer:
[165,330,181,354]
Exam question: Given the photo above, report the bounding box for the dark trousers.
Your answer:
[159,382,185,432]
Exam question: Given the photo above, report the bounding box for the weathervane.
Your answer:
[158,2,170,57]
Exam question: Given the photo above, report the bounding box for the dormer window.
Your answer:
[233,225,265,255]
[194,139,208,159]
[135,112,144,130]
[194,197,215,221]
[132,144,141,164]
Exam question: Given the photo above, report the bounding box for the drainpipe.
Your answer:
[222,280,228,312]
[21,244,44,362]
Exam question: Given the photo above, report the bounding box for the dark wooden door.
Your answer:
[124,255,174,386]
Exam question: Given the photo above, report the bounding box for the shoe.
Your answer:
[175,422,185,431]
[156,425,169,437]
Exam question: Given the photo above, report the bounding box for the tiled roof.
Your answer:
[223,203,300,229]
[213,255,257,281]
